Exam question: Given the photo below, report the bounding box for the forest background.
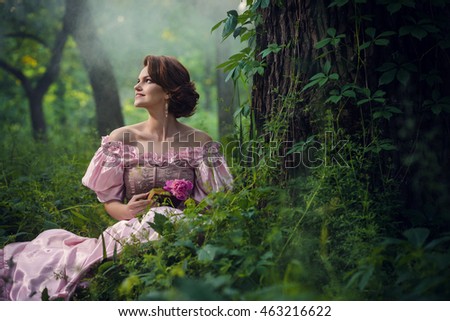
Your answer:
[1,0,449,300]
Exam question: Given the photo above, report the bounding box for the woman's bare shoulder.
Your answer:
[178,123,213,147]
[108,122,145,143]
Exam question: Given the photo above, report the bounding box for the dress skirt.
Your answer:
[0,206,180,301]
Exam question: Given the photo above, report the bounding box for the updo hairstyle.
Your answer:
[143,55,199,118]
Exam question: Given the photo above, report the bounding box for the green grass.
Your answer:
[1,125,449,301]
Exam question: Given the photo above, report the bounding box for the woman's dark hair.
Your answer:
[143,55,199,118]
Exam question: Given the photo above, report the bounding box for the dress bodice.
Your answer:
[123,163,195,200]
[81,136,233,204]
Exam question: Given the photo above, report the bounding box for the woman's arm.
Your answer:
[104,192,151,220]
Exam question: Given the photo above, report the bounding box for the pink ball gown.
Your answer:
[0,136,233,300]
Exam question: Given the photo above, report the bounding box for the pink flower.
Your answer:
[163,179,194,200]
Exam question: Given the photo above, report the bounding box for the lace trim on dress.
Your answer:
[100,135,223,169]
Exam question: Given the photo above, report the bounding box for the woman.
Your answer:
[0,55,233,300]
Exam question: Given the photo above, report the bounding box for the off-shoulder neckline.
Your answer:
[101,135,216,148]
[100,135,222,162]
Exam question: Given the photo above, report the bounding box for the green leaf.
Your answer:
[403,228,430,248]
[411,27,428,40]
[222,11,238,38]
[41,288,50,301]
[357,98,371,106]
[310,72,326,81]
[404,0,416,8]
[359,41,371,50]
[421,23,439,34]
[301,79,321,92]
[403,63,418,72]
[329,73,339,81]
[378,31,396,37]
[233,26,244,38]
[318,78,329,87]
[342,90,356,98]
[424,236,450,251]
[399,25,413,37]
[323,60,331,74]
[379,69,397,85]
[306,135,316,143]
[260,43,283,58]
[315,38,331,49]
[261,0,270,8]
[252,0,262,10]
[379,143,397,150]
[197,244,219,262]
[373,90,386,98]
[381,237,404,246]
[360,87,371,97]
[358,265,374,290]
[327,28,337,37]
[373,110,392,120]
[431,104,442,114]
[330,38,342,46]
[326,95,342,104]
[71,210,89,221]
[396,68,410,85]
[374,38,389,46]
[241,31,254,42]
[211,19,225,33]
[225,67,239,82]
[149,213,169,235]
[328,0,349,7]
[101,233,107,260]
[438,38,450,49]
[387,3,402,14]
[386,106,402,114]
[365,27,376,38]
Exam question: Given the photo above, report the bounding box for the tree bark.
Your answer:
[65,0,124,136]
[251,0,362,140]
[252,0,450,223]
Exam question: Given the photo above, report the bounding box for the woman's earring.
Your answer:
[165,102,169,118]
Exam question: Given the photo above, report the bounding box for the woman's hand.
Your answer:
[125,192,152,217]
[104,192,151,221]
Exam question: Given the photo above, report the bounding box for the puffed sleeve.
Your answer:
[192,142,233,203]
[81,136,126,203]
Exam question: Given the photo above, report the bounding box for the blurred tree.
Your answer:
[0,0,124,139]
[86,0,240,138]
[0,1,70,140]
[216,40,236,139]
[65,0,124,136]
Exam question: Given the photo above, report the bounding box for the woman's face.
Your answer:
[134,66,168,109]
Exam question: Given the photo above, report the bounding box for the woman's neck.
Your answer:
[145,113,178,142]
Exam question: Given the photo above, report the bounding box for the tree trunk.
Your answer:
[252,0,450,224]
[28,93,47,140]
[65,0,124,136]
[251,0,359,142]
